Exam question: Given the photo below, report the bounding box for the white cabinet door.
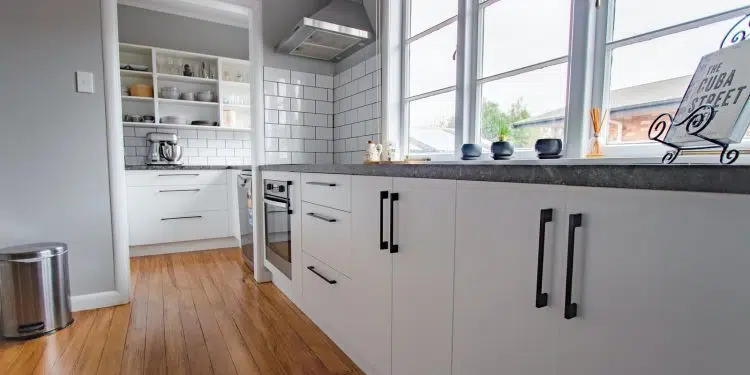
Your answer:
[453,182,565,375]
[348,176,394,375]
[391,178,456,375]
[557,187,750,375]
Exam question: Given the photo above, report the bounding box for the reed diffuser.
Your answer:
[587,107,606,157]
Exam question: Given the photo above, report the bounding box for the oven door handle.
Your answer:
[264,198,288,209]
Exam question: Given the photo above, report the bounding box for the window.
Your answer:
[477,0,572,151]
[393,0,750,160]
[599,0,750,152]
[403,0,458,156]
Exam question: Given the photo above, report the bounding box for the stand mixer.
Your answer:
[146,133,183,165]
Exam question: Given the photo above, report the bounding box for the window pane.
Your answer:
[481,0,571,77]
[409,0,458,37]
[612,0,748,41]
[408,22,457,96]
[606,19,739,144]
[408,91,456,155]
[479,63,568,150]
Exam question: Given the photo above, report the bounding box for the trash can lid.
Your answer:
[0,242,68,261]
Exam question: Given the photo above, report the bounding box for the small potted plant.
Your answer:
[491,123,514,160]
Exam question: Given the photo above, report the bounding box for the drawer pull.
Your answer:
[307,266,337,284]
[535,208,553,308]
[158,173,200,177]
[159,189,201,193]
[306,181,337,187]
[564,213,583,319]
[306,212,337,223]
[161,215,203,221]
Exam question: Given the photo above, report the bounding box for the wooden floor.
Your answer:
[0,249,362,375]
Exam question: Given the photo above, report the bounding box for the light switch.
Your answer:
[76,71,95,94]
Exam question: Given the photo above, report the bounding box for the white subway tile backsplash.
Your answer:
[235,148,252,157]
[234,131,252,140]
[366,119,380,135]
[291,125,316,139]
[279,138,304,152]
[125,156,144,166]
[217,149,235,157]
[351,121,366,137]
[316,127,333,140]
[338,152,352,164]
[135,146,150,156]
[327,89,334,102]
[265,109,279,123]
[265,96,292,111]
[278,111,303,125]
[157,128,178,135]
[207,156,226,166]
[291,99,316,113]
[345,110,359,125]
[207,139,225,148]
[188,138,207,148]
[189,156,208,165]
[123,127,136,137]
[339,96,352,112]
[345,81,358,97]
[303,86,327,101]
[305,139,328,153]
[365,87,378,105]
[352,61,366,80]
[339,124,352,139]
[225,139,244,149]
[266,152,290,164]
[182,148,198,157]
[197,130,217,139]
[316,153,333,164]
[124,147,137,156]
[352,92,366,108]
[292,152,316,164]
[265,124,291,138]
[304,113,328,127]
[316,101,333,115]
[264,67,290,83]
[243,157,253,164]
[339,69,352,86]
[358,105,373,121]
[265,138,279,152]
[291,71,316,86]
[334,113,345,127]
[226,156,243,165]
[346,137,359,152]
[134,127,156,137]
[316,74,333,89]
[358,74,373,92]
[278,83,304,98]
[264,81,278,95]
[178,129,198,139]
[217,130,235,140]
[328,140,334,152]
[243,140,253,148]
[334,87,344,102]
[334,139,346,153]
[374,69,382,84]
[366,55,378,74]
[199,148,217,157]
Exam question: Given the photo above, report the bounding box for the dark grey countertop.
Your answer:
[260,162,750,195]
[126,165,251,171]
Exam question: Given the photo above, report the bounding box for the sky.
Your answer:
[404,0,750,149]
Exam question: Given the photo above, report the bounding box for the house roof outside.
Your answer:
[512,75,692,128]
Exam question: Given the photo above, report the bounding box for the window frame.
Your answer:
[392,0,750,161]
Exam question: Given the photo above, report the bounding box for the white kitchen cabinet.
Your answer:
[348,176,394,375]
[556,187,750,375]
[301,202,352,276]
[453,182,566,375]
[391,178,456,375]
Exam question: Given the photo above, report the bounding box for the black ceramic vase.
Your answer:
[491,141,514,160]
[461,143,482,160]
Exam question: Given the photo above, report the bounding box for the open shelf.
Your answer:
[122,96,154,102]
[223,104,251,110]
[157,73,217,84]
[158,98,219,107]
[122,121,252,132]
[120,69,153,78]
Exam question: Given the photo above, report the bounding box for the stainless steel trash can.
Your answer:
[0,242,73,339]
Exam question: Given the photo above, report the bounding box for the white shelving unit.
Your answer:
[118,43,252,132]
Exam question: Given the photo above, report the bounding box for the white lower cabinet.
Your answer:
[301,252,351,347]
[453,182,566,375]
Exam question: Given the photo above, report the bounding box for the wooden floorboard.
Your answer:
[0,249,361,375]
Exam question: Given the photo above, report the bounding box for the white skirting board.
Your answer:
[71,290,128,312]
[129,237,239,257]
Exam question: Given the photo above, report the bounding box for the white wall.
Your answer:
[0,0,116,296]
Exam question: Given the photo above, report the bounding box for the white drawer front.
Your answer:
[129,210,229,246]
[301,202,351,276]
[126,170,226,186]
[301,173,351,212]
[302,253,352,348]
[128,185,228,215]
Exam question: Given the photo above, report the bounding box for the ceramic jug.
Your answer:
[365,141,382,162]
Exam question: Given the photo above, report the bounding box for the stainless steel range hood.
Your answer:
[276,0,374,62]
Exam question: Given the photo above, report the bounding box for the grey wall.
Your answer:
[262,0,335,75]
[118,5,249,60]
[0,0,115,295]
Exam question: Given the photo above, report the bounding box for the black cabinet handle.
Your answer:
[306,212,337,222]
[307,266,337,284]
[380,191,389,250]
[286,181,293,214]
[159,189,201,193]
[535,209,553,308]
[161,215,203,221]
[564,213,583,319]
[389,193,399,253]
[306,182,337,187]
[158,173,199,177]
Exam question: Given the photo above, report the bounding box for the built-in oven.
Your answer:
[263,179,292,279]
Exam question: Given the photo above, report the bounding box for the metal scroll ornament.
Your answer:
[721,14,750,49]
[648,105,739,165]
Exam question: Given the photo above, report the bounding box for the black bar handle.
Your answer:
[307,266,337,284]
[389,193,399,253]
[306,182,337,187]
[159,189,201,193]
[380,191,389,250]
[535,209,553,308]
[17,322,45,333]
[306,212,337,223]
[161,215,203,221]
[564,213,583,319]
[286,181,293,214]
[158,173,199,177]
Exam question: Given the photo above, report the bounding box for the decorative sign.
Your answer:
[665,39,750,146]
